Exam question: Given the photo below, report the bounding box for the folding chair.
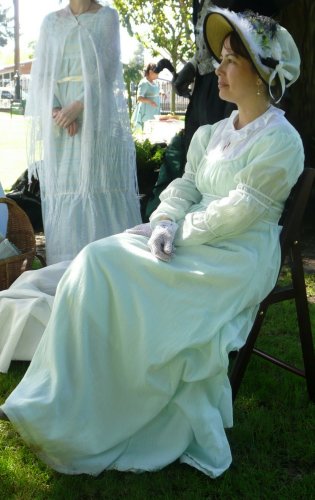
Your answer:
[230,167,315,403]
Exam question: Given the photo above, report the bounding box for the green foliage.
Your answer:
[123,43,144,118]
[114,0,195,113]
[113,0,194,71]
[306,272,315,297]
[0,8,13,47]
[31,256,44,271]
[135,139,166,172]
[27,40,37,60]
[134,139,166,201]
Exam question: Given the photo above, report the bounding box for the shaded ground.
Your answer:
[300,211,315,274]
[35,233,46,263]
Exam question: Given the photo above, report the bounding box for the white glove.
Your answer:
[148,220,178,262]
[125,223,152,238]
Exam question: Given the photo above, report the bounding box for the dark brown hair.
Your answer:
[225,31,252,62]
[144,63,157,76]
[224,31,282,100]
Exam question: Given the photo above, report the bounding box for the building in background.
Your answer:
[0,60,32,93]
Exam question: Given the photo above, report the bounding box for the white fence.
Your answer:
[159,79,189,115]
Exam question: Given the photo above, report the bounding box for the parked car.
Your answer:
[0,88,14,110]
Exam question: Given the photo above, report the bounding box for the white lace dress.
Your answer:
[26,5,141,265]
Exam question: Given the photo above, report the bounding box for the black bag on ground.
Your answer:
[6,170,43,232]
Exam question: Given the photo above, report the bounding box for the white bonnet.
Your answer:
[204,7,300,102]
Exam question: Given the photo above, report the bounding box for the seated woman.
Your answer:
[0,8,303,478]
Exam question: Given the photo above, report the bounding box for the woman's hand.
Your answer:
[53,101,83,129]
[125,223,152,237]
[52,107,61,119]
[66,120,79,137]
[138,97,157,108]
[148,220,178,262]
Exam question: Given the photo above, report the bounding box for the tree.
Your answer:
[0,7,13,47]
[114,0,195,112]
[27,40,36,60]
[114,0,194,68]
[123,42,144,118]
[278,0,314,167]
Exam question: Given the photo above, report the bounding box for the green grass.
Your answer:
[0,274,314,499]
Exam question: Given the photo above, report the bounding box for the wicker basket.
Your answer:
[0,197,36,291]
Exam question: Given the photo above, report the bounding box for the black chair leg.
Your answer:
[230,304,267,402]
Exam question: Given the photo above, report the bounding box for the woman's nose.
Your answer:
[215,61,223,76]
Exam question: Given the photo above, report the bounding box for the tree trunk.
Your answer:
[278,0,315,166]
[171,89,176,114]
[126,81,132,119]
[13,0,21,100]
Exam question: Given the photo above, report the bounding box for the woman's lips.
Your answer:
[218,81,228,89]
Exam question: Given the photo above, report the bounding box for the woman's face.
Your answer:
[148,70,159,81]
[215,35,259,106]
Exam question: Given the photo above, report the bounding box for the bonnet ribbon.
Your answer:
[268,61,294,103]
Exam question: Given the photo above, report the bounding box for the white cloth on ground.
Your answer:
[0,261,70,372]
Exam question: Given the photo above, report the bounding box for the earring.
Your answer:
[257,79,262,96]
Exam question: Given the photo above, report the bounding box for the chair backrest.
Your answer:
[279,167,315,263]
[230,167,315,403]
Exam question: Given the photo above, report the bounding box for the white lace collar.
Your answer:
[212,105,285,156]
[228,105,284,136]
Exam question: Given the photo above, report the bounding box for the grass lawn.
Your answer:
[0,111,28,191]
[0,272,314,499]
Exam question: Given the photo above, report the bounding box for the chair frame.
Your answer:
[230,167,315,403]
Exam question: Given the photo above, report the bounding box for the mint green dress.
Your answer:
[1,107,304,477]
[132,78,160,130]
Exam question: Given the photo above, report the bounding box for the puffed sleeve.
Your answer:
[137,80,148,98]
[175,126,304,246]
[149,125,213,225]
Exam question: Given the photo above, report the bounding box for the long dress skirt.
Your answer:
[40,20,140,265]
[1,223,281,477]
